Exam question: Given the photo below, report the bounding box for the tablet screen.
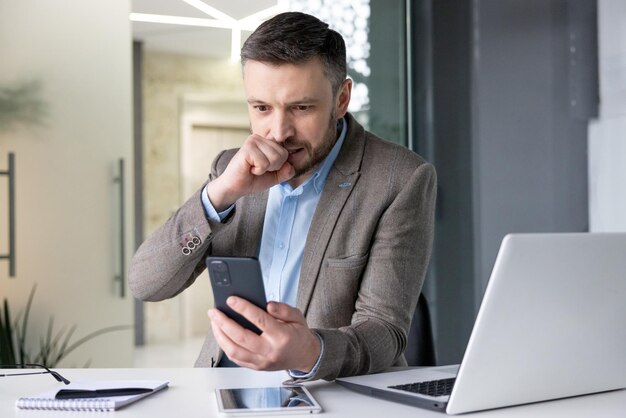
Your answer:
[216,386,321,414]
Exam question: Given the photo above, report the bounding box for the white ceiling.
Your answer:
[131,0,281,58]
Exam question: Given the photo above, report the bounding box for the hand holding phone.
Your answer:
[206,256,267,335]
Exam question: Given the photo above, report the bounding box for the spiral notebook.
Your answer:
[16,379,169,412]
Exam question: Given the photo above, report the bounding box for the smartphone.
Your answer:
[206,256,267,335]
[215,385,322,415]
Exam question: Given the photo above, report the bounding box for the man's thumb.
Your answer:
[268,301,304,324]
[275,162,295,183]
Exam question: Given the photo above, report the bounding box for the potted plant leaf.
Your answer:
[0,284,130,368]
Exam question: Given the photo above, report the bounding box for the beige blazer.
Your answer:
[129,113,436,381]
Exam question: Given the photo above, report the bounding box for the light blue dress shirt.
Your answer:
[258,119,347,307]
[201,118,348,378]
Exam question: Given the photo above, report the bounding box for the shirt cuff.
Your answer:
[287,332,324,380]
[201,184,234,222]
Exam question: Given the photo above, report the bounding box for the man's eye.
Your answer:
[255,105,269,112]
[295,105,312,111]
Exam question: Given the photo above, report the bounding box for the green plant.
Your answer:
[0,284,131,367]
[0,80,48,132]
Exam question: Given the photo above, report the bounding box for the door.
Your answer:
[179,103,249,339]
[0,1,134,367]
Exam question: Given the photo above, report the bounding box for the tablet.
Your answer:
[215,385,322,415]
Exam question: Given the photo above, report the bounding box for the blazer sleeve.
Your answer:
[309,162,437,381]
[128,150,234,302]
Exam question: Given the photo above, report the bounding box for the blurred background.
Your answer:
[1,0,624,368]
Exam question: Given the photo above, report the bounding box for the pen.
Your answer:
[55,388,153,399]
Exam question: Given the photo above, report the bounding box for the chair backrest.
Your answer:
[405,293,437,366]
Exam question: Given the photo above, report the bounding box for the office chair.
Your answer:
[405,293,437,366]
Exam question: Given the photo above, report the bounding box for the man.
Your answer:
[129,12,436,382]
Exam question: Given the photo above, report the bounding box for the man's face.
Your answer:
[243,58,351,186]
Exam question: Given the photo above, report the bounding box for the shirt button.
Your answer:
[279,243,285,250]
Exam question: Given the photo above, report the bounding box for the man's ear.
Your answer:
[335,78,352,118]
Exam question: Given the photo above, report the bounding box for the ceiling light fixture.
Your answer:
[129,13,231,29]
[231,27,242,62]
[238,3,288,28]
[130,1,289,61]
[182,0,236,23]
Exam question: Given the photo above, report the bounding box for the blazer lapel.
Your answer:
[296,114,366,315]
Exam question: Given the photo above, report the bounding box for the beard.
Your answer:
[284,111,338,179]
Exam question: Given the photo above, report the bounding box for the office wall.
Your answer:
[588,0,626,231]
[427,0,593,364]
[428,0,476,366]
[471,0,592,299]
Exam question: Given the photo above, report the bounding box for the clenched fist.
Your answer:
[207,134,295,211]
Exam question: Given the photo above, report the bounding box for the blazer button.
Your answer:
[181,235,202,255]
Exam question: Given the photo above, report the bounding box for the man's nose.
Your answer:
[270,112,295,143]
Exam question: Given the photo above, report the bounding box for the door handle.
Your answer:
[113,158,126,297]
[0,153,16,277]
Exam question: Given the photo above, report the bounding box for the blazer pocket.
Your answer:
[319,253,369,325]
[325,253,369,269]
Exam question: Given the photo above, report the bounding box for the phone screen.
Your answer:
[216,386,321,414]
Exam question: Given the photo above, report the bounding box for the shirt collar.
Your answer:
[279,117,348,195]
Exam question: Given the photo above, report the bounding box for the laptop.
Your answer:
[336,233,626,414]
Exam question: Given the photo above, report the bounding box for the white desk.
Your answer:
[1,368,625,417]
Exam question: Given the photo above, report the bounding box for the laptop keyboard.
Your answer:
[389,377,456,397]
